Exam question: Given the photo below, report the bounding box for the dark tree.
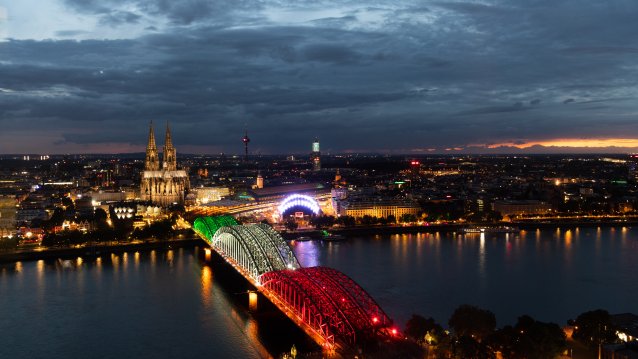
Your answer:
[284,219,298,231]
[453,335,493,359]
[449,305,497,341]
[572,309,618,348]
[405,314,444,343]
[336,215,356,227]
[0,237,19,252]
[400,213,417,223]
[361,215,378,226]
[489,325,518,359]
[513,315,566,359]
[310,215,335,229]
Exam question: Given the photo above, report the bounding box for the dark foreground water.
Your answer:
[1,227,637,358]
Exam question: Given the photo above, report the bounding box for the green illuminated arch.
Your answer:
[193,215,239,243]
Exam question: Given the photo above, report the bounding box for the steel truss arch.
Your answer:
[259,267,392,347]
[211,224,300,282]
[259,269,355,347]
[302,267,392,329]
[193,215,238,243]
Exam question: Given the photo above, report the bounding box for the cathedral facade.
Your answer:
[140,122,190,207]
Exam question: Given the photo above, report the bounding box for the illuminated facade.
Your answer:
[140,122,190,206]
[311,138,321,171]
[0,195,16,237]
[343,200,420,220]
[256,172,264,189]
[492,200,551,216]
[192,187,231,204]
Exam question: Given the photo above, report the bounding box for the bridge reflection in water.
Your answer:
[193,216,396,351]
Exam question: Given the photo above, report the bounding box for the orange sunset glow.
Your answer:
[488,138,638,149]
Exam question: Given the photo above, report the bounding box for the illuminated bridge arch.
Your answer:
[279,194,320,215]
[212,224,300,282]
[259,267,393,348]
[193,215,239,243]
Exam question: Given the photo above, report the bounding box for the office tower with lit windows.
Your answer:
[311,138,321,171]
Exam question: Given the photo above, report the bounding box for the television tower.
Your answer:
[242,130,250,160]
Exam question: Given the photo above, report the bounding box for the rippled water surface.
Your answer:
[293,227,638,327]
[1,227,637,358]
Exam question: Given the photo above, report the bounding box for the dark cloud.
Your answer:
[301,43,362,64]
[54,30,91,37]
[2,0,638,153]
[560,46,638,55]
[456,104,531,116]
[99,10,142,26]
[63,0,261,25]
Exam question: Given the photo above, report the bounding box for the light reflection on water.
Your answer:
[1,227,637,357]
[0,249,265,359]
[292,227,638,328]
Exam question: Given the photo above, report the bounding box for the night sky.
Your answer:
[1,1,638,154]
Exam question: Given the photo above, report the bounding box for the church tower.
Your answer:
[162,122,177,171]
[140,121,190,207]
[145,121,160,171]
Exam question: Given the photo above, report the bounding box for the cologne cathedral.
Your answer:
[140,122,190,206]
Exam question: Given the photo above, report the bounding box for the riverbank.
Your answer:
[281,220,638,240]
[4,219,636,262]
[514,220,638,230]
[0,237,205,264]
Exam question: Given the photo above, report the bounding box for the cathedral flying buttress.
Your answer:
[140,121,190,206]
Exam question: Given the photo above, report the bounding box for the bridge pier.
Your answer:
[248,290,258,312]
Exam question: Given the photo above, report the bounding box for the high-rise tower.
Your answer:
[242,130,250,160]
[163,122,177,171]
[145,121,160,171]
[311,138,321,171]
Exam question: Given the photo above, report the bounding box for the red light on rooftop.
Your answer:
[372,317,379,323]
[391,328,398,336]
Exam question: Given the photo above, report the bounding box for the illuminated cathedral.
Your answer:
[140,122,190,206]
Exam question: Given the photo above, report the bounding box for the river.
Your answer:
[1,227,637,358]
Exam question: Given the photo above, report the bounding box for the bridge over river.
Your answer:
[193,216,396,352]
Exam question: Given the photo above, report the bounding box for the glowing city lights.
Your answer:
[278,194,320,215]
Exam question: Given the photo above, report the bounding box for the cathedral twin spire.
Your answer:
[145,121,177,172]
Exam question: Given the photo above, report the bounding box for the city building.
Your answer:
[140,122,190,207]
[192,187,231,204]
[492,200,552,216]
[613,313,638,343]
[342,199,420,220]
[311,138,321,171]
[256,172,264,189]
[16,199,48,225]
[244,183,329,203]
[0,194,16,237]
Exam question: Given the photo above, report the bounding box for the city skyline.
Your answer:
[2,1,638,154]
